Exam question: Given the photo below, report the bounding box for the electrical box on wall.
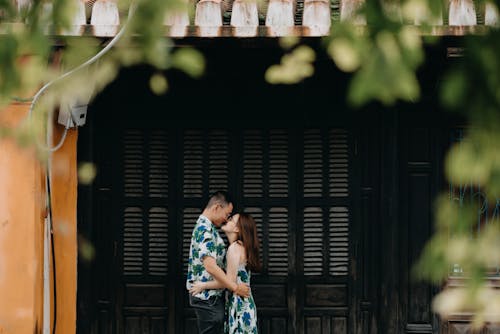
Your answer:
[57,101,88,128]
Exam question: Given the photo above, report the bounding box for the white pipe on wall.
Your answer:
[43,217,51,334]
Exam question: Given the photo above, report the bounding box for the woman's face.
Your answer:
[222,213,240,233]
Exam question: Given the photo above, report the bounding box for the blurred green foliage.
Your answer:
[269,0,500,327]
[0,0,499,327]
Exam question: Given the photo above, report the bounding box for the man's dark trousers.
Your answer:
[189,295,225,334]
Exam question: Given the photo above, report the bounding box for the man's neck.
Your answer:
[201,210,216,226]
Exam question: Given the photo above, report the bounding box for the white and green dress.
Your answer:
[225,263,258,334]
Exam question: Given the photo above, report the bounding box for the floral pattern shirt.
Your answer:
[186,215,227,300]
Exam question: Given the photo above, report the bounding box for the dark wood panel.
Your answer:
[406,323,433,333]
[124,284,166,306]
[258,316,288,334]
[447,322,481,334]
[271,318,288,334]
[399,114,441,334]
[408,128,430,162]
[98,309,111,334]
[253,284,288,307]
[183,317,198,334]
[305,317,321,334]
[150,317,167,334]
[80,96,362,334]
[304,315,349,334]
[484,323,500,334]
[333,317,347,334]
[408,173,432,324]
[305,284,347,307]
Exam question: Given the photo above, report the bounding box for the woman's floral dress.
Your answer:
[225,263,258,334]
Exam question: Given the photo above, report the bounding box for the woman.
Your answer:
[189,212,261,334]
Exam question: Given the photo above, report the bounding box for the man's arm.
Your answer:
[203,256,250,297]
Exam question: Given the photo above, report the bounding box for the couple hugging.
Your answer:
[186,191,261,334]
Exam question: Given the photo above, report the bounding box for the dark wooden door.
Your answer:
[79,110,363,334]
[117,126,355,334]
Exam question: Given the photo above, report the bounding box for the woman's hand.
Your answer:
[189,282,206,295]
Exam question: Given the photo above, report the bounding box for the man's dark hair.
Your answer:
[204,190,232,209]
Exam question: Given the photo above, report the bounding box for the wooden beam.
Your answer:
[230,0,259,37]
[411,2,443,26]
[265,0,295,36]
[340,0,365,24]
[61,0,86,35]
[449,0,476,26]
[485,2,499,27]
[15,0,31,11]
[90,0,120,36]
[164,2,190,38]
[302,0,331,36]
[194,0,222,37]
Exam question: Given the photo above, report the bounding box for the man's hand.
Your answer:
[233,283,250,298]
[189,282,206,296]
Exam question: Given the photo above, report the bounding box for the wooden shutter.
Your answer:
[208,130,229,193]
[182,208,200,274]
[269,130,288,198]
[303,207,323,276]
[302,129,350,277]
[124,130,144,197]
[242,129,289,277]
[123,206,143,275]
[148,207,168,276]
[329,129,349,197]
[329,206,349,276]
[181,129,230,272]
[243,130,264,197]
[268,207,289,276]
[183,130,204,198]
[149,131,168,198]
[122,129,169,277]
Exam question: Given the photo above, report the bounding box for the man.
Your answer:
[186,191,250,334]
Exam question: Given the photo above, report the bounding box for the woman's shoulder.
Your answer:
[227,241,246,262]
[228,240,244,252]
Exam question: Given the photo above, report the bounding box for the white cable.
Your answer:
[45,117,71,152]
[29,3,135,151]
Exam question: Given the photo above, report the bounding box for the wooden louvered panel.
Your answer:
[208,130,229,193]
[303,129,323,197]
[148,131,168,198]
[329,207,349,276]
[148,207,168,276]
[329,129,349,197]
[243,130,264,197]
[124,130,144,197]
[123,207,143,275]
[183,131,203,198]
[268,207,288,275]
[303,207,324,276]
[183,208,201,273]
[269,130,288,198]
[244,207,263,275]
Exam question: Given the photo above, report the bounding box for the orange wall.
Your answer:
[0,103,45,333]
[0,104,78,334]
[50,123,78,334]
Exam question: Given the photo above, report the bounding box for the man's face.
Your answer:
[213,202,233,227]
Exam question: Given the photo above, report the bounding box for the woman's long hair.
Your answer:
[237,213,262,273]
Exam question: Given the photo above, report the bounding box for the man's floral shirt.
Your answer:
[186,215,226,300]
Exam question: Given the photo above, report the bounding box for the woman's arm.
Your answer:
[190,244,249,297]
[224,243,241,286]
